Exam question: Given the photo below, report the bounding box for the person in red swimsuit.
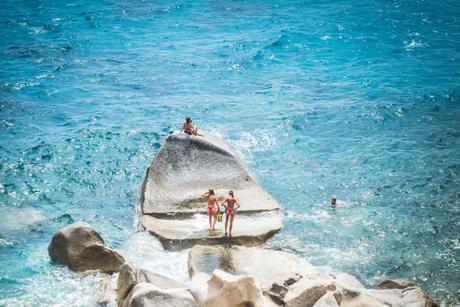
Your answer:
[202,189,219,230]
[220,191,240,237]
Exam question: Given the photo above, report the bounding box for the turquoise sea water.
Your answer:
[1,0,459,305]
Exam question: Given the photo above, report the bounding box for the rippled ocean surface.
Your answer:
[1,0,459,305]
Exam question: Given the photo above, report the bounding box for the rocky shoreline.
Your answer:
[48,133,438,306]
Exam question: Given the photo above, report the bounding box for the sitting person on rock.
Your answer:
[202,189,219,231]
[220,191,240,237]
[181,117,203,136]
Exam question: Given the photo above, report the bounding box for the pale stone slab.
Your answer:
[142,213,282,251]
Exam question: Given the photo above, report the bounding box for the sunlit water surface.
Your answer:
[1,0,459,305]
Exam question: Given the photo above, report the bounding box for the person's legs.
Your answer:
[194,127,204,137]
[229,214,234,236]
[224,213,229,235]
[208,211,212,230]
[211,208,217,230]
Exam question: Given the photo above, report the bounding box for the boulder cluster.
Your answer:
[48,133,438,306]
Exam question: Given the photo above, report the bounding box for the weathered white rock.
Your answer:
[98,274,116,305]
[333,273,365,290]
[143,213,281,251]
[188,246,438,307]
[124,283,196,307]
[378,279,439,307]
[284,277,337,307]
[141,133,280,216]
[140,133,282,249]
[117,264,195,307]
[188,245,318,290]
[312,292,340,307]
[189,269,277,307]
[48,221,124,273]
[336,278,439,307]
[188,245,335,306]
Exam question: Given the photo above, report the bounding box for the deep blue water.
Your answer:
[1,0,459,305]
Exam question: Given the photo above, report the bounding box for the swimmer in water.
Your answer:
[220,190,240,237]
[202,189,219,230]
[331,196,337,207]
[181,117,203,136]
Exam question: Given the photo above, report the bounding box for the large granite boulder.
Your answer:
[141,133,280,216]
[48,221,124,273]
[189,269,277,307]
[117,264,196,307]
[187,246,438,307]
[140,133,282,250]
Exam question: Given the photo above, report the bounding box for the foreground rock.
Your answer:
[48,221,124,273]
[139,133,282,250]
[188,245,438,307]
[98,274,116,305]
[117,264,196,307]
[190,269,277,307]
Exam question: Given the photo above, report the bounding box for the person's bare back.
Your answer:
[207,195,217,206]
[225,198,236,209]
[202,189,219,230]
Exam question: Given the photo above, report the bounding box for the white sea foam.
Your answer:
[0,207,44,232]
[404,39,428,50]
[119,231,190,283]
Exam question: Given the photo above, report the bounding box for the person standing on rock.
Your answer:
[202,189,219,231]
[181,117,203,136]
[220,191,240,237]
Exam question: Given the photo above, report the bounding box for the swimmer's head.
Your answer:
[331,196,337,205]
[209,189,215,195]
[229,191,234,197]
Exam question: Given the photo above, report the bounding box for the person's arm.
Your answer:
[235,200,241,209]
[201,192,209,198]
[220,199,227,208]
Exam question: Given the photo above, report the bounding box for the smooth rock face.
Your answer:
[141,133,280,216]
[98,274,116,305]
[48,221,124,273]
[117,264,195,307]
[139,133,283,250]
[124,283,196,307]
[188,245,321,290]
[377,279,439,307]
[143,213,281,251]
[284,277,337,307]
[336,281,439,307]
[189,269,277,307]
[312,292,340,307]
